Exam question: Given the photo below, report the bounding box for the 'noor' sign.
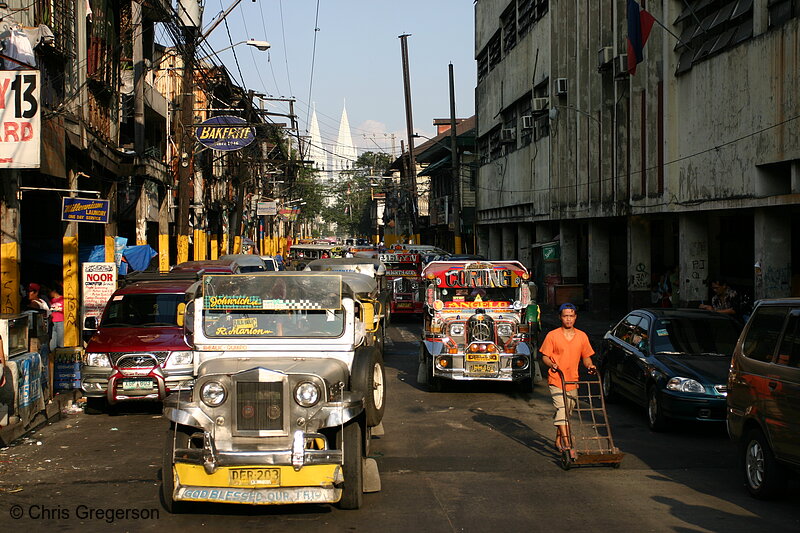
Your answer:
[0,70,40,168]
[195,115,255,151]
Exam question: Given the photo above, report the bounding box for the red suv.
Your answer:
[81,273,198,413]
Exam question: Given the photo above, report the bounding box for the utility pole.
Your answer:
[448,63,462,254]
[176,0,202,264]
[398,34,419,244]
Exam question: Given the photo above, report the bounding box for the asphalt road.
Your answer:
[0,318,798,532]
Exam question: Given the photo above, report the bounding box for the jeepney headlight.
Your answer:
[85,353,111,367]
[513,300,523,310]
[200,381,226,407]
[294,381,321,407]
[497,324,514,337]
[166,350,193,366]
[450,323,465,336]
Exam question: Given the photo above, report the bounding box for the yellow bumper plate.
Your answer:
[173,463,342,505]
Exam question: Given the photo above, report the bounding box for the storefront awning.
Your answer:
[418,155,452,177]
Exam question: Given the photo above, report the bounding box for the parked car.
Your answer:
[81,272,198,413]
[727,298,800,499]
[220,254,267,273]
[597,308,742,431]
[259,255,281,270]
[170,259,240,274]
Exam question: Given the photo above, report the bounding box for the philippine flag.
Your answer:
[627,0,656,75]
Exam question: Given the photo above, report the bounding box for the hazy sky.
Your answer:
[185,0,476,157]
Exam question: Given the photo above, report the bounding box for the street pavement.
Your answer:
[0,317,798,532]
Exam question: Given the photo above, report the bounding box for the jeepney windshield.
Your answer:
[201,274,345,338]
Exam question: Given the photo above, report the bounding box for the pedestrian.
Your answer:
[49,284,65,351]
[699,278,739,316]
[25,283,50,312]
[539,302,596,453]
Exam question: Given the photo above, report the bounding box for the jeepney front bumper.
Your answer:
[424,340,533,382]
[168,429,344,505]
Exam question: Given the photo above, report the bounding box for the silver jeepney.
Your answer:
[161,272,385,511]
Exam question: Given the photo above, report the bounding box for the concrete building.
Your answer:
[474,0,799,312]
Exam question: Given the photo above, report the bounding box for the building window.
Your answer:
[501,108,518,153]
[675,0,754,74]
[501,3,517,54]
[518,0,548,39]
[488,32,502,71]
[477,49,488,82]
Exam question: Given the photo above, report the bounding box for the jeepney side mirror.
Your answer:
[176,302,186,327]
[362,302,377,332]
[184,301,195,335]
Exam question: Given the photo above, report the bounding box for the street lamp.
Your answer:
[197,39,271,62]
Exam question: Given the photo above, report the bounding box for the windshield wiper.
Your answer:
[699,352,729,357]
[656,351,687,355]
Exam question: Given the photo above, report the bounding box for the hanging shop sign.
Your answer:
[61,197,110,223]
[257,201,277,216]
[82,262,117,324]
[195,115,255,151]
[0,70,40,168]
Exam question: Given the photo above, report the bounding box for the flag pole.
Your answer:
[650,15,695,53]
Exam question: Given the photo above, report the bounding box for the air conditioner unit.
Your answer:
[531,97,549,113]
[520,115,534,130]
[500,128,516,143]
[555,78,568,96]
[598,46,613,68]
[614,54,629,77]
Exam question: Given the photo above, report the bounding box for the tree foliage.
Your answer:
[323,151,392,237]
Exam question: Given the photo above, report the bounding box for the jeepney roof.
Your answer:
[193,271,378,301]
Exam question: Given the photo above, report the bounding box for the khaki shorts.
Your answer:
[549,385,578,427]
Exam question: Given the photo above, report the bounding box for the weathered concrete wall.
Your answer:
[679,213,709,306]
[754,207,792,299]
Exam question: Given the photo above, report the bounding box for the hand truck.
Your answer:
[552,368,624,470]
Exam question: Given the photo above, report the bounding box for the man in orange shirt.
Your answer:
[539,303,596,452]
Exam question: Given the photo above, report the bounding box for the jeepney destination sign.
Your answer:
[443,268,518,288]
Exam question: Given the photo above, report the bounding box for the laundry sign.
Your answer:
[0,70,40,168]
[62,197,110,223]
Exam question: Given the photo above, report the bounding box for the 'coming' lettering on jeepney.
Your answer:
[445,269,514,288]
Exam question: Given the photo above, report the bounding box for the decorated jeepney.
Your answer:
[161,272,385,511]
[379,252,424,315]
[418,260,534,390]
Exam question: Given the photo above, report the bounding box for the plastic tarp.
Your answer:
[119,245,157,275]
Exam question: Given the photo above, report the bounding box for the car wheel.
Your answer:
[601,370,617,402]
[336,420,363,510]
[161,424,192,513]
[742,428,787,499]
[84,397,107,415]
[354,349,386,427]
[647,386,668,432]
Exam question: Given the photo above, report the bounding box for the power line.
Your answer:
[304,0,321,133]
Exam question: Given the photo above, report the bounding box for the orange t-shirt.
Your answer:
[539,328,594,391]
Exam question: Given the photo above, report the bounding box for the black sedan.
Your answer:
[597,309,742,431]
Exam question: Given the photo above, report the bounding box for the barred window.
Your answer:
[488,32,502,71]
[477,49,489,82]
[502,4,517,53]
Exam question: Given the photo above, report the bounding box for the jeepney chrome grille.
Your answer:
[236,382,283,431]
[111,352,168,367]
[470,322,492,341]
